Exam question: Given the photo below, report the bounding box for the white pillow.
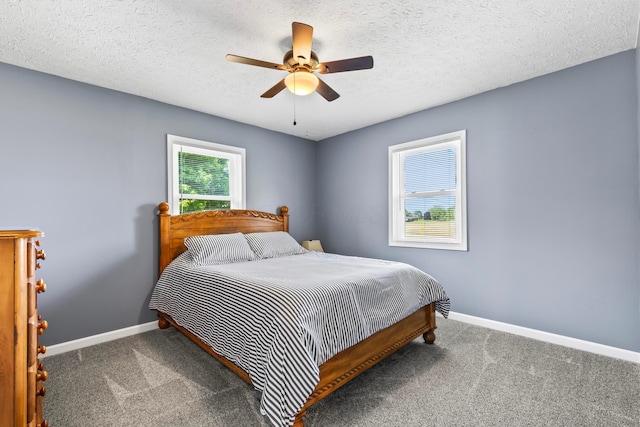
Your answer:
[244,231,308,259]
[184,233,257,266]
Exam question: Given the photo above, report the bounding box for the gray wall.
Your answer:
[0,62,317,346]
[317,50,640,352]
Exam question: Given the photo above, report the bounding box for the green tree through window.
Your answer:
[178,152,231,213]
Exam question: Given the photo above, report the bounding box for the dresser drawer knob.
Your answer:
[37,370,49,381]
[37,319,48,335]
[37,421,48,427]
[36,385,46,397]
[36,279,47,293]
[36,249,46,260]
[38,345,47,355]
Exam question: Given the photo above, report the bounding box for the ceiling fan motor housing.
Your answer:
[284,50,319,72]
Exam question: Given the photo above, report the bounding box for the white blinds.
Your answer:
[178,151,230,197]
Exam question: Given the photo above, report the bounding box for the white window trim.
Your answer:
[167,134,246,214]
[388,130,467,251]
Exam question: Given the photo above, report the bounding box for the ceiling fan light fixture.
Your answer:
[284,71,319,96]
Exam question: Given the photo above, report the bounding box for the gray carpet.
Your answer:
[42,318,639,426]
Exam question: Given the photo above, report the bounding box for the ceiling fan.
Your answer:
[226,22,373,102]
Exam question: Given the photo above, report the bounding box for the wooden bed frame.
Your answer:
[156,202,438,426]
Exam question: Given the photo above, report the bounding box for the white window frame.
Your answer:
[167,134,246,214]
[388,130,467,251]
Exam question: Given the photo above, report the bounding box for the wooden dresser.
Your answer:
[0,230,48,427]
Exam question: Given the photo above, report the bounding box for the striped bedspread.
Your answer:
[149,251,450,427]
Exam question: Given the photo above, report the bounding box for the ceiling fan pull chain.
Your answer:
[293,73,297,125]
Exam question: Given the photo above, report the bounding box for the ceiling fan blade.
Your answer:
[318,56,374,74]
[315,78,340,102]
[226,54,287,71]
[260,79,287,98]
[292,22,313,65]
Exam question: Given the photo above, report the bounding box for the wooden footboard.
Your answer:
[296,302,436,425]
[157,302,436,426]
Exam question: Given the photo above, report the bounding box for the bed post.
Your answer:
[157,202,173,330]
[422,303,437,344]
[158,202,171,277]
[280,206,289,232]
[292,410,305,427]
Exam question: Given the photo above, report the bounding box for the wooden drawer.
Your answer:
[0,230,47,427]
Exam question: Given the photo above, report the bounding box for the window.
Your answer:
[389,130,467,251]
[167,134,245,214]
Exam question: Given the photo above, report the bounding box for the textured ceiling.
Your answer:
[1,1,638,141]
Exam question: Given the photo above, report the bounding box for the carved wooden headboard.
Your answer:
[157,202,289,275]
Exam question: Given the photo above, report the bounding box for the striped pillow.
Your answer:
[185,233,257,266]
[244,231,308,259]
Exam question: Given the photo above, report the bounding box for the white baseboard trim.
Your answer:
[41,313,640,364]
[41,321,158,358]
[439,311,640,364]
